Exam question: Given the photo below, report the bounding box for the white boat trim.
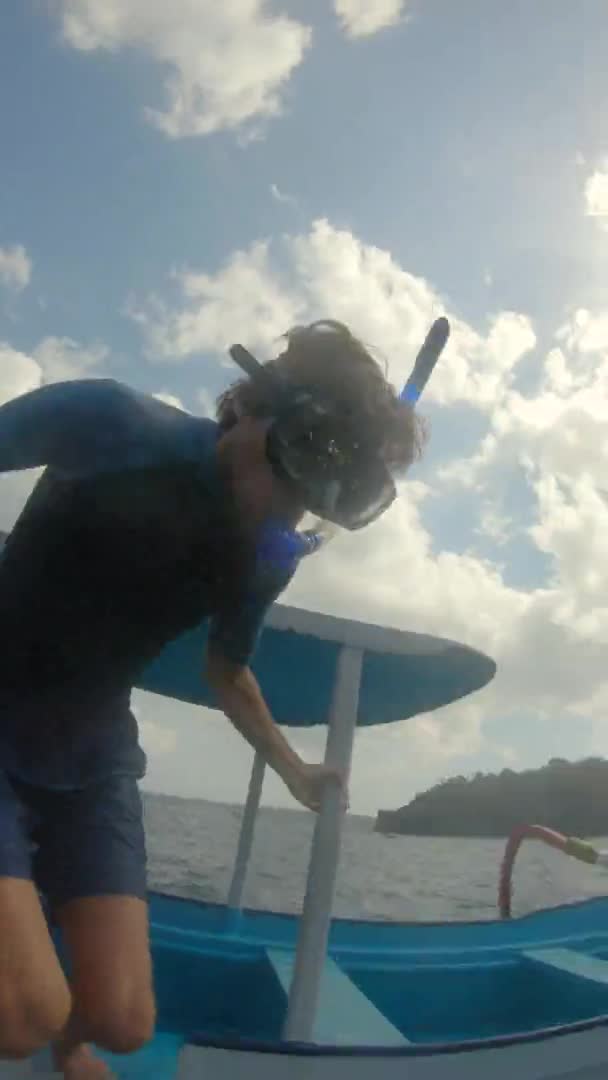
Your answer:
[178,1022,608,1079]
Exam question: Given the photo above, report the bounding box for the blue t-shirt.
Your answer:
[0,378,294,789]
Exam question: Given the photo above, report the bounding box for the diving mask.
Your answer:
[228,317,449,532]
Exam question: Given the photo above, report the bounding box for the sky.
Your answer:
[2,1,608,815]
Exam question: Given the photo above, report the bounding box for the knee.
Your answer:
[0,983,71,1058]
[79,991,156,1054]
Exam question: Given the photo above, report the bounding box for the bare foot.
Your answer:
[53,1042,115,1079]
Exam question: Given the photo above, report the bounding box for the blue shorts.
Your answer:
[0,770,147,911]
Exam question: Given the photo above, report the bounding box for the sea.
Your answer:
[142,793,608,922]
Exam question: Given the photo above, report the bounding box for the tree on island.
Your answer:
[375,757,608,838]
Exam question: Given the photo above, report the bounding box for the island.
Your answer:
[374,757,608,837]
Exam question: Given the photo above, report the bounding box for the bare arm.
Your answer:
[206,648,303,785]
[205,648,344,812]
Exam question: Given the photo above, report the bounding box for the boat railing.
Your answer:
[137,601,496,1047]
[225,641,363,1044]
[499,823,608,919]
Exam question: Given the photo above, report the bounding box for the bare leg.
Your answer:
[0,877,71,1058]
[52,895,156,1078]
[53,1021,113,1079]
[52,1032,113,1080]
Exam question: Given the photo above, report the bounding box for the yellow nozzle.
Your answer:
[564,837,598,865]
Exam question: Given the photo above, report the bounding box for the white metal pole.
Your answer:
[227,750,266,910]
[283,644,363,1042]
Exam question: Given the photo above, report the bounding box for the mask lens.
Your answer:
[264,389,395,530]
[335,464,396,529]
[271,422,395,528]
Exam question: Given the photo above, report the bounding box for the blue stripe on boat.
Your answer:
[266,948,409,1046]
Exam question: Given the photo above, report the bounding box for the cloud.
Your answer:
[56,0,312,138]
[138,715,178,756]
[31,336,109,381]
[288,221,536,408]
[130,239,304,360]
[135,689,278,804]
[0,344,44,534]
[476,504,513,546]
[0,245,32,291]
[0,336,112,534]
[334,0,409,38]
[0,343,42,405]
[134,218,536,413]
[198,388,215,417]
[584,161,608,230]
[270,182,298,207]
[153,391,186,411]
[434,307,608,733]
[442,307,608,493]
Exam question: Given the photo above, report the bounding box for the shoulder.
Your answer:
[97,382,220,463]
[50,380,220,474]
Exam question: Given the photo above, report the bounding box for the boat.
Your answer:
[18,602,608,1079]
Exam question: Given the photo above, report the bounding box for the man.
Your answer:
[0,320,426,1077]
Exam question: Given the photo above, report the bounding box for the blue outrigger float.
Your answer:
[20,600,608,1079]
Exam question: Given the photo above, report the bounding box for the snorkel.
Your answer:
[400,316,450,406]
[229,317,450,571]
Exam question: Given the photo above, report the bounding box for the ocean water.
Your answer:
[143,793,608,922]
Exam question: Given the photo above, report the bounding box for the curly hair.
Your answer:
[216,320,428,472]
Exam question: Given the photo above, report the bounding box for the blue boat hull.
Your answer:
[148,891,608,1048]
[29,890,608,1078]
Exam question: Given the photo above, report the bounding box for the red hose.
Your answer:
[498,824,571,919]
